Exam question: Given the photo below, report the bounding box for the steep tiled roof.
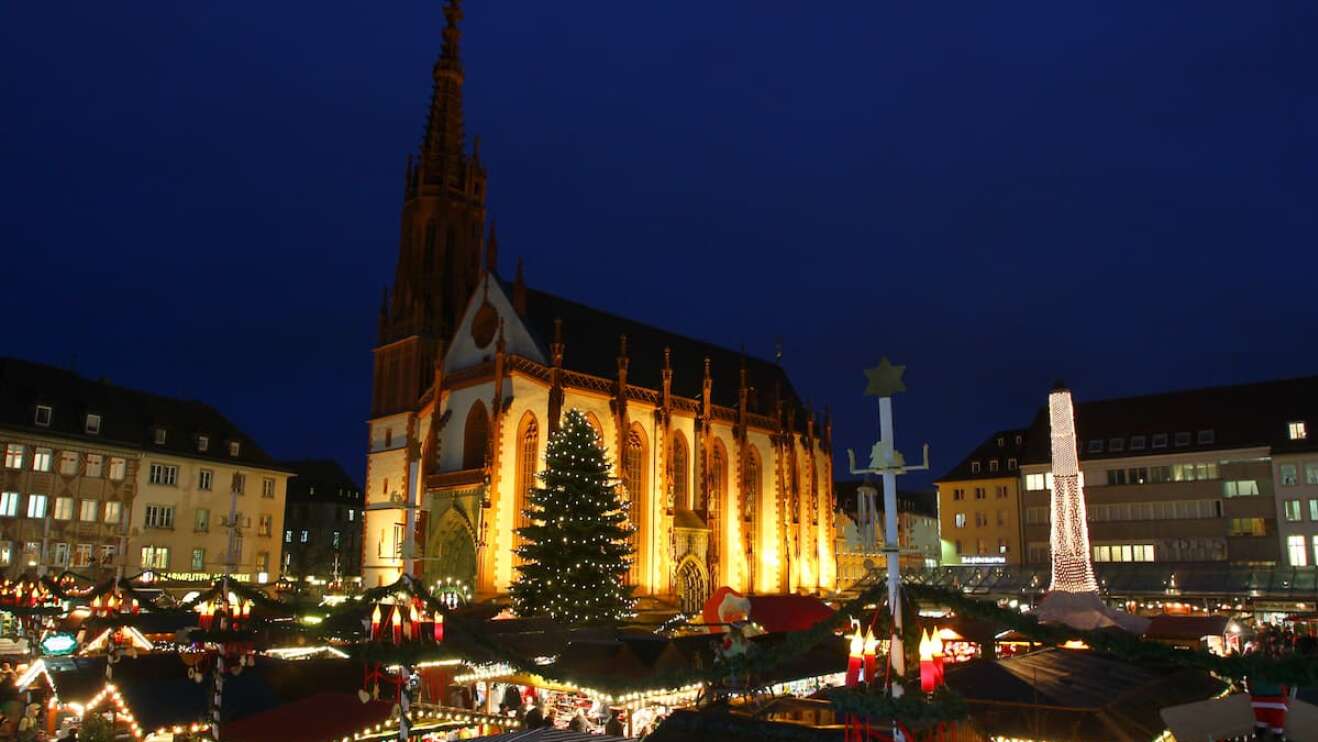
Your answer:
[516,285,808,419]
[935,429,1029,483]
[0,356,282,469]
[281,459,363,504]
[1020,376,1318,465]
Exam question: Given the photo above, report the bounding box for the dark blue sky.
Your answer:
[3,1,1315,487]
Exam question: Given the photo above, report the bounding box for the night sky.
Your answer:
[3,2,1315,487]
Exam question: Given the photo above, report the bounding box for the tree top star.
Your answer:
[864,357,906,397]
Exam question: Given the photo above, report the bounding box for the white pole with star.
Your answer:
[847,357,929,697]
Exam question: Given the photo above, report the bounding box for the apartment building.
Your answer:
[1019,377,1318,567]
[281,460,363,580]
[0,357,290,581]
[1274,419,1318,567]
[934,430,1027,565]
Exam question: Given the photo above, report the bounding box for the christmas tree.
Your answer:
[510,408,636,622]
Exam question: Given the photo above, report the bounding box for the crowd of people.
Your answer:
[495,682,633,737]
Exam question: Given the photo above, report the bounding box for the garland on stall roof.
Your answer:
[178,577,296,617]
[904,584,1318,686]
[823,685,967,726]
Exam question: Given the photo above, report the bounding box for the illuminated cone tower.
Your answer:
[1035,384,1150,633]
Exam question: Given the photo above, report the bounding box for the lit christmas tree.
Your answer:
[510,408,636,622]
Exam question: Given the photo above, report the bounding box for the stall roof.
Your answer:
[1143,614,1231,641]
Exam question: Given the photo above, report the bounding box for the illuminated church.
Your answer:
[363,1,836,610]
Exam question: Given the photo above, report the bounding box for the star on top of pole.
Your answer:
[863,357,906,397]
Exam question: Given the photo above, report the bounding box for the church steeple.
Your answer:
[374,0,489,417]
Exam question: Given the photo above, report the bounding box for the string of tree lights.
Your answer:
[510,409,637,623]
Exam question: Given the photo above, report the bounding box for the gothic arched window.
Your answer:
[623,426,647,585]
[462,400,489,470]
[671,432,689,510]
[744,447,761,525]
[710,439,727,518]
[516,413,539,532]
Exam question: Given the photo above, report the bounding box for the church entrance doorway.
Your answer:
[426,506,477,590]
[675,557,709,615]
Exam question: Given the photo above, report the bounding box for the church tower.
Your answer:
[373,0,488,417]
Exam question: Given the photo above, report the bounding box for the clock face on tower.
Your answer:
[470,301,498,348]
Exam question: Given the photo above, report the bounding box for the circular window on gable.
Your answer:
[470,302,498,348]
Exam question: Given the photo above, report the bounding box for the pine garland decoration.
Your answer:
[510,408,636,623]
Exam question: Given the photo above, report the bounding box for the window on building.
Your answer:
[85,454,104,478]
[1280,464,1298,486]
[997,436,1005,447]
[256,551,269,573]
[229,441,241,457]
[1307,463,1318,485]
[195,508,210,533]
[1025,506,1049,524]
[1028,542,1050,563]
[1309,499,1318,521]
[51,542,69,567]
[58,451,78,476]
[1229,518,1266,537]
[100,544,116,566]
[32,448,52,472]
[348,508,356,522]
[258,514,271,536]
[970,461,981,474]
[1285,500,1303,522]
[996,510,1006,526]
[197,435,209,452]
[1173,462,1219,482]
[148,463,178,486]
[954,540,962,555]
[79,499,97,522]
[1024,474,1047,491]
[996,485,1008,498]
[1108,469,1127,486]
[26,494,47,518]
[0,542,12,566]
[85,414,101,435]
[140,546,170,570]
[191,548,205,570]
[1198,429,1215,444]
[53,497,73,520]
[1109,438,1125,452]
[300,530,310,543]
[1174,432,1191,447]
[1008,458,1018,470]
[952,488,964,501]
[4,444,24,469]
[108,457,126,481]
[145,504,174,529]
[0,492,19,517]
[262,478,275,498]
[1288,421,1308,440]
[104,501,122,524]
[989,459,999,472]
[1223,480,1260,497]
[1130,435,1147,450]
[231,472,246,495]
[998,538,1008,554]
[153,428,167,445]
[74,544,92,568]
[332,531,341,549]
[954,513,966,528]
[284,530,292,543]
[34,405,52,426]
[1288,535,1308,567]
[1087,440,1103,453]
[198,469,213,491]
[1314,536,1318,567]
[974,512,987,527]
[974,488,986,500]
[1152,433,1169,449]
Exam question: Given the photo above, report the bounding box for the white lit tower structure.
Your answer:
[1035,384,1149,633]
[847,358,929,696]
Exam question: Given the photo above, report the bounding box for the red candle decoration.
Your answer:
[845,626,864,687]
[370,604,382,641]
[434,612,444,643]
[862,627,879,684]
[391,605,402,644]
[919,629,936,694]
[930,629,945,687]
[409,605,421,641]
[131,598,140,616]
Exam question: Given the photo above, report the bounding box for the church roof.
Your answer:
[516,285,806,419]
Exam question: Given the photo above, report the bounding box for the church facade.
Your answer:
[363,1,836,609]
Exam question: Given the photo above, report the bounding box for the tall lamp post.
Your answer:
[847,358,928,696]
